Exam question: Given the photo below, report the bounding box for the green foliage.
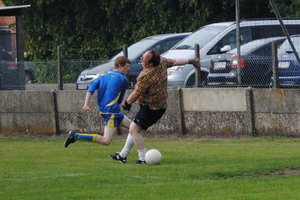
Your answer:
[32,60,105,83]
[35,61,57,83]
[1,137,300,199]
[275,0,300,17]
[0,0,294,61]
[63,60,105,83]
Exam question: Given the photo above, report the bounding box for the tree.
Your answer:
[1,0,288,61]
[274,0,300,17]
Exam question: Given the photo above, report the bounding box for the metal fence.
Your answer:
[1,23,300,90]
[207,35,300,89]
[1,42,300,90]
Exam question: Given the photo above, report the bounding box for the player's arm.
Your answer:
[122,91,139,111]
[82,92,92,112]
[126,91,139,104]
[83,78,99,112]
[172,58,200,68]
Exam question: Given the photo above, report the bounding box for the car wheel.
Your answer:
[186,75,195,88]
[262,73,272,87]
[185,74,208,88]
[25,71,34,84]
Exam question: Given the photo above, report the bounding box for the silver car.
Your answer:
[76,33,191,90]
[166,19,300,88]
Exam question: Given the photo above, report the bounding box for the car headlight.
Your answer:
[78,73,103,82]
[77,74,96,82]
[167,65,185,75]
[278,61,290,68]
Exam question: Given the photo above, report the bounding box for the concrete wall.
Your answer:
[0,91,56,133]
[55,89,183,137]
[181,88,252,138]
[252,89,300,137]
[1,88,299,137]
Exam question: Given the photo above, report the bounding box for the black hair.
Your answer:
[148,49,161,67]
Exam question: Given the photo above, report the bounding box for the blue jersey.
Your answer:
[87,71,128,114]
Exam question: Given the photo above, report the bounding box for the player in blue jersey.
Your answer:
[64,56,132,149]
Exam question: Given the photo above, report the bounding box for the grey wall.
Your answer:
[252,89,300,137]
[1,88,299,137]
[0,91,56,133]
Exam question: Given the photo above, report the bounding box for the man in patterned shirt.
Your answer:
[110,50,199,164]
[64,56,132,150]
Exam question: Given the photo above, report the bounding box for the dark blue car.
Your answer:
[208,37,285,87]
[276,35,300,88]
[76,33,191,90]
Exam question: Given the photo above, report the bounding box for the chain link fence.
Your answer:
[1,20,300,90]
[24,60,107,84]
[207,34,300,89]
[208,37,284,88]
[2,42,300,90]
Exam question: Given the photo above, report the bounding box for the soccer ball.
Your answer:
[145,149,162,165]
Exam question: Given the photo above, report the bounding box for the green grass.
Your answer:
[1,136,300,200]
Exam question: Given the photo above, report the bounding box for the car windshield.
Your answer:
[229,41,264,55]
[111,39,160,60]
[172,26,228,50]
[278,37,300,54]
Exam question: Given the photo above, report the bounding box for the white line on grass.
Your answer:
[3,173,88,181]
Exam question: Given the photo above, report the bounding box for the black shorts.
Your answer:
[133,104,166,130]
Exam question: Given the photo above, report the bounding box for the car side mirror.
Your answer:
[220,45,231,52]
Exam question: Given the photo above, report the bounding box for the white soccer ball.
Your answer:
[145,149,162,165]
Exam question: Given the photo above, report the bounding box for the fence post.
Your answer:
[235,0,241,86]
[57,46,63,90]
[50,89,60,135]
[123,44,131,87]
[272,42,279,89]
[194,44,201,87]
[16,14,25,90]
[178,88,186,135]
[123,44,128,57]
[117,44,129,135]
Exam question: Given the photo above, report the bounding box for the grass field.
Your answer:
[1,135,300,200]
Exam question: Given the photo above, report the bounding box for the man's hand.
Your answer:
[188,58,200,69]
[122,100,131,112]
[82,105,91,113]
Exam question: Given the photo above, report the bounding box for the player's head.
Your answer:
[114,56,131,75]
[140,49,160,68]
[114,56,131,69]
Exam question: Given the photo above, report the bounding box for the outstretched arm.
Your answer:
[173,58,200,68]
[172,58,189,65]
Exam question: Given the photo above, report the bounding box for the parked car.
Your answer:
[0,47,38,89]
[24,62,37,83]
[275,35,300,88]
[0,47,17,89]
[166,19,300,88]
[207,37,286,87]
[0,47,37,89]
[76,32,191,90]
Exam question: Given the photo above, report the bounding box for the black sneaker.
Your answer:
[64,131,76,147]
[135,160,147,164]
[109,152,127,163]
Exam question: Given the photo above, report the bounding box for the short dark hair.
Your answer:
[148,49,161,67]
[114,56,131,68]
